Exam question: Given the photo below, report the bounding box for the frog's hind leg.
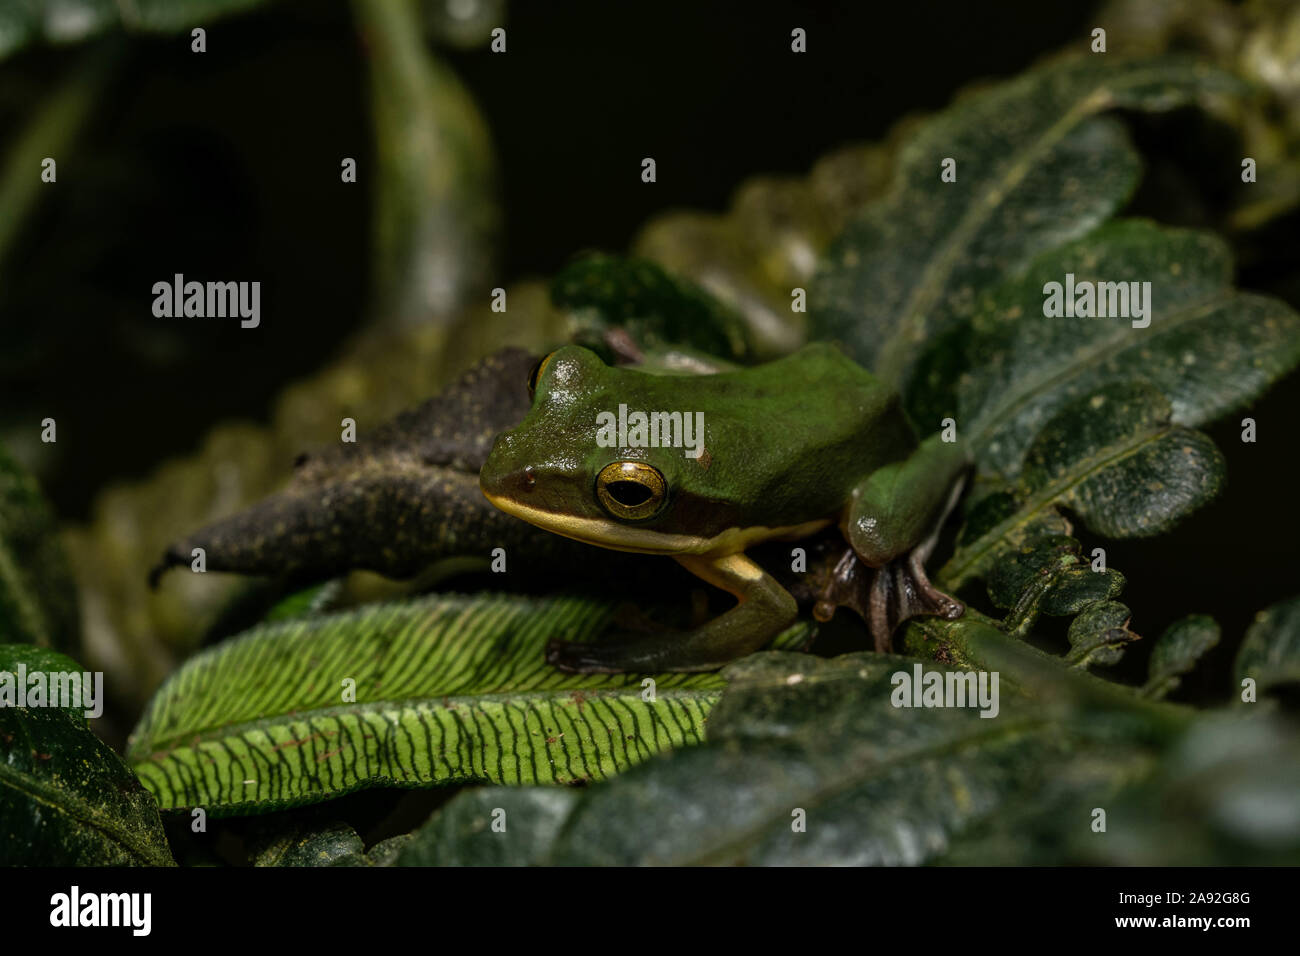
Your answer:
[842,435,968,652]
[545,552,796,673]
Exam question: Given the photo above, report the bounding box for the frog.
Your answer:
[479,342,969,673]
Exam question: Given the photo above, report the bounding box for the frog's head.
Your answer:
[480,346,704,554]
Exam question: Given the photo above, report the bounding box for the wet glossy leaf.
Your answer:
[0,645,172,865]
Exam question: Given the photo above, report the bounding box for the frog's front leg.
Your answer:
[545,552,796,673]
[842,434,968,651]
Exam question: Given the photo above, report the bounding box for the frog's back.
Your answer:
[639,343,918,529]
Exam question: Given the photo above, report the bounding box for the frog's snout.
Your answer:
[479,432,536,506]
[481,464,537,500]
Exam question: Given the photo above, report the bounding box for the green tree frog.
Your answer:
[480,343,967,672]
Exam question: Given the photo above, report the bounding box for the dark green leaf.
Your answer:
[551,253,753,363]
[1235,595,1300,700]
[254,821,366,867]
[454,647,1155,865]
[1144,614,1219,699]
[397,788,579,866]
[1064,600,1139,668]
[355,0,499,327]
[1069,712,1300,864]
[0,0,271,59]
[952,220,1300,475]
[986,531,1126,634]
[0,443,79,650]
[941,381,1224,590]
[0,645,173,865]
[812,56,1241,388]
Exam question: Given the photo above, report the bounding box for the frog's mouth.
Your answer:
[480,487,699,555]
[481,487,833,560]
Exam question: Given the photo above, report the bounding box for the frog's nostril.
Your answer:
[521,467,537,491]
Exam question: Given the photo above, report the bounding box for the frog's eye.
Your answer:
[596,461,667,521]
[527,351,556,400]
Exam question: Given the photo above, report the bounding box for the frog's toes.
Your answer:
[868,550,964,652]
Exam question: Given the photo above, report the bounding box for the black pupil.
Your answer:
[608,480,652,507]
[526,358,543,396]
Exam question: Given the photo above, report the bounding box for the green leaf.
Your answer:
[985,530,1126,635]
[397,788,580,866]
[1067,712,1300,865]
[812,55,1242,388]
[0,443,79,650]
[938,710,1300,866]
[417,647,1157,866]
[551,253,754,363]
[127,593,792,813]
[941,381,1224,590]
[0,0,269,59]
[1144,614,1220,699]
[0,645,173,865]
[354,0,498,327]
[947,220,1300,476]
[253,821,366,867]
[263,579,344,623]
[1235,595,1300,700]
[1064,600,1138,668]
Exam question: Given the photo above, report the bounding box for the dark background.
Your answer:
[0,0,1296,698]
[0,0,1095,511]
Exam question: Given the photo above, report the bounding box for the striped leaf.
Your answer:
[126,592,786,814]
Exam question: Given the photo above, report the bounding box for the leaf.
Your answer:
[1235,595,1300,700]
[354,0,498,327]
[938,710,1300,866]
[811,55,1242,388]
[0,645,173,865]
[263,580,344,623]
[551,253,754,363]
[0,0,271,60]
[254,821,366,867]
[1064,600,1139,668]
[0,442,79,650]
[1144,614,1220,699]
[127,593,802,813]
[985,530,1126,634]
[944,220,1300,476]
[1066,711,1300,865]
[397,788,580,866]
[941,381,1224,590]
[420,646,1164,866]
